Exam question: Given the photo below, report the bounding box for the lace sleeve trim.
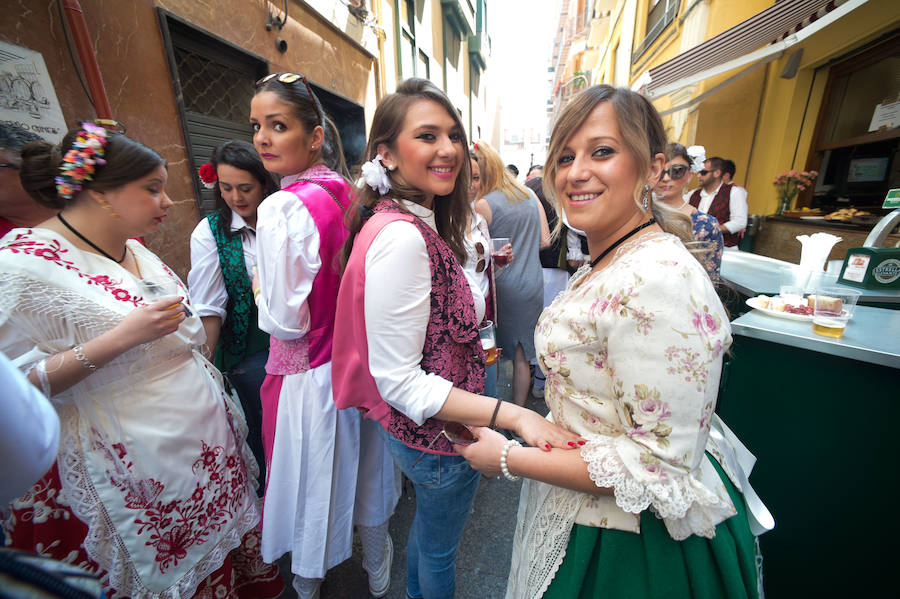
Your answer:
[581,435,735,540]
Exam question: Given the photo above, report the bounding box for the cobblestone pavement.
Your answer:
[276,360,549,598]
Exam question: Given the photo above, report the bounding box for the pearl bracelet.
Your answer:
[500,438,521,481]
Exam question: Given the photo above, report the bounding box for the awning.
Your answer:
[635,0,869,99]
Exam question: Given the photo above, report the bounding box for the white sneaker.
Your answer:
[367,535,393,598]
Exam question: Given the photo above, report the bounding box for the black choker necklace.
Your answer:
[57,214,127,263]
[589,218,656,269]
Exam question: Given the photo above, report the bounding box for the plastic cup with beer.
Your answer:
[811,286,862,339]
[478,320,499,365]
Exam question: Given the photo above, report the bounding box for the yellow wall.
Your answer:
[745,0,900,215]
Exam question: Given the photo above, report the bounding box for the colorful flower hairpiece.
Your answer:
[686,145,706,173]
[198,163,217,189]
[55,122,109,201]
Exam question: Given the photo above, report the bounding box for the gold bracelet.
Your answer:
[73,345,97,371]
[253,287,261,300]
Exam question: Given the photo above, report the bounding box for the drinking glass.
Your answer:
[491,237,511,271]
[478,320,500,365]
[139,277,194,344]
[811,287,862,339]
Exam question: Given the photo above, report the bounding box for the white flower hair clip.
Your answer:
[360,153,392,195]
[686,145,706,173]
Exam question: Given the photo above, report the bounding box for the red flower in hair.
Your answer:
[198,163,217,188]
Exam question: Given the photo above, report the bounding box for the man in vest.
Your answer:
[689,156,748,250]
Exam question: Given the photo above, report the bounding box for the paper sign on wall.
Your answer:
[0,40,67,143]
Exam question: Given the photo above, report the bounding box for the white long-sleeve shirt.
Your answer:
[696,183,748,235]
[1,352,60,503]
[364,201,485,425]
[254,184,319,340]
[187,212,258,320]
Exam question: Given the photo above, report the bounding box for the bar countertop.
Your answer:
[720,251,900,304]
[730,304,900,369]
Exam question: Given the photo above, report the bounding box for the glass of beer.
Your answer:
[811,287,862,339]
[479,320,499,365]
[491,237,512,270]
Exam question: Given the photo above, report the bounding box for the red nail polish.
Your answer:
[544,444,551,450]
[568,442,576,447]
[578,440,586,446]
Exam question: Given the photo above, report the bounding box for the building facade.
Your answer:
[551,0,899,225]
[0,0,495,275]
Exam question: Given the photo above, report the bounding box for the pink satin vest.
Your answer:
[265,175,350,375]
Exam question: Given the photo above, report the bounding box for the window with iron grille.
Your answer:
[633,0,680,62]
[160,12,267,214]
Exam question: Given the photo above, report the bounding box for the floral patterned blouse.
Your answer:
[507,233,770,599]
[690,209,724,280]
[537,233,737,533]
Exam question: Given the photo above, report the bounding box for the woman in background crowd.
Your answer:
[458,85,769,599]
[333,78,581,599]
[472,140,550,407]
[653,142,724,280]
[464,149,500,397]
[250,72,397,599]
[0,123,282,598]
[188,139,278,491]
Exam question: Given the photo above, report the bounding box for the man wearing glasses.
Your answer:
[0,123,57,239]
[689,156,748,250]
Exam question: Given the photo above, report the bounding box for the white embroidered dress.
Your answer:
[508,233,752,599]
[0,228,269,598]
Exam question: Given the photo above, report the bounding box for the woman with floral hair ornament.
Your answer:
[188,140,278,493]
[332,78,582,599]
[456,86,773,599]
[249,72,398,599]
[0,123,284,598]
[653,143,725,280]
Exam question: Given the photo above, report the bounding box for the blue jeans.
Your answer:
[484,361,499,398]
[228,349,268,494]
[380,428,480,599]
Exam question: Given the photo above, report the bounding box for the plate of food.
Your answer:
[746,295,814,322]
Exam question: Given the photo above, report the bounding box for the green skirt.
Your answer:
[543,459,760,599]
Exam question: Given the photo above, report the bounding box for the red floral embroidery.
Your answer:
[1,231,144,306]
[94,439,249,573]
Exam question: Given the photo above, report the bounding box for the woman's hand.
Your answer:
[454,427,508,477]
[504,244,515,265]
[113,296,187,349]
[251,266,260,296]
[514,409,584,451]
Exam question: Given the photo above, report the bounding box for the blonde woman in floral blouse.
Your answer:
[457,85,771,599]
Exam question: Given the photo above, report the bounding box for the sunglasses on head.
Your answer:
[662,164,689,181]
[412,422,477,466]
[256,72,323,124]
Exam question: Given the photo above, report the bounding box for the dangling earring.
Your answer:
[100,198,121,219]
[641,184,651,211]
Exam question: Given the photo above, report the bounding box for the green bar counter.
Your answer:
[718,305,900,596]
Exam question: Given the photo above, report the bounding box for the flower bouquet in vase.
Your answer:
[773,169,818,215]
